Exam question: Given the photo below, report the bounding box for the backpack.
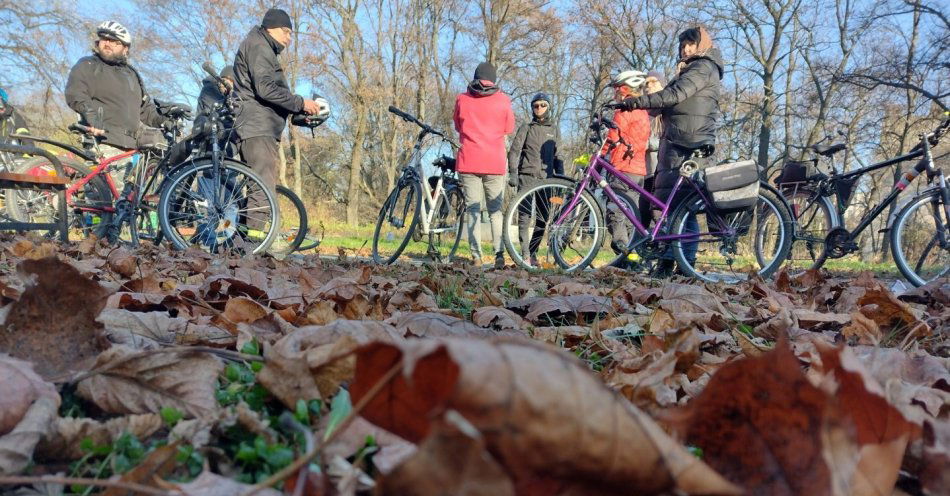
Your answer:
[703,159,760,211]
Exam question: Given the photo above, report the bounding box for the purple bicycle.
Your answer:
[503,105,793,282]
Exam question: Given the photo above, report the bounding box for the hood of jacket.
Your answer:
[467,79,499,97]
[682,47,724,80]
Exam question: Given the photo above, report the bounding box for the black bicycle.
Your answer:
[768,115,950,286]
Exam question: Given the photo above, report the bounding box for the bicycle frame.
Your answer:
[554,147,734,245]
[397,129,455,236]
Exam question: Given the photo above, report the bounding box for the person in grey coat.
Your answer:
[507,92,564,266]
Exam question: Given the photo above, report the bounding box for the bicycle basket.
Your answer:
[775,159,816,186]
[704,159,760,211]
[835,176,859,210]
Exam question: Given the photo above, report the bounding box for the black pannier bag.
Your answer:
[704,159,760,211]
[775,158,817,186]
[835,176,859,210]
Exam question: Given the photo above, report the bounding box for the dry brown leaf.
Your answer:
[107,248,138,277]
[853,288,931,340]
[0,355,57,435]
[302,300,338,326]
[385,282,439,313]
[841,311,882,344]
[99,309,234,349]
[0,257,111,380]
[792,309,851,327]
[221,296,269,327]
[101,442,180,496]
[472,306,525,331]
[532,325,589,345]
[323,415,414,473]
[0,395,59,475]
[258,320,403,408]
[36,414,163,461]
[77,346,222,419]
[920,420,950,496]
[548,281,596,296]
[166,470,281,496]
[523,295,614,322]
[352,338,740,495]
[377,412,515,496]
[386,312,495,338]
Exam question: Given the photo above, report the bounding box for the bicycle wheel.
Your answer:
[270,185,308,255]
[891,188,950,287]
[372,179,421,264]
[5,156,113,240]
[776,186,837,273]
[157,159,278,255]
[429,184,464,262]
[671,184,792,283]
[546,185,606,273]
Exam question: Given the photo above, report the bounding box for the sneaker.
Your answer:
[493,251,505,269]
[653,259,676,278]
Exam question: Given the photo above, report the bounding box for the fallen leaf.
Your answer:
[841,311,882,344]
[0,257,111,380]
[0,395,59,475]
[101,442,180,496]
[108,248,138,278]
[920,420,950,496]
[0,355,57,435]
[352,338,740,495]
[165,470,281,496]
[386,312,495,338]
[471,306,525,331]
[35,414,163,461]
[853,288,930,340]
[792,309,851,328]
[522,295,614,322]
[77,346,222,419]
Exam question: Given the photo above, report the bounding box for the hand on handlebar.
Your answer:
[303,99,322,115]
[88,126,105,136]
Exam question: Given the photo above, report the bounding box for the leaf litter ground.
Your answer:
[0,234,946,495]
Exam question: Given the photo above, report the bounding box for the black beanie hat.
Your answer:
[220,66,235,81]
[262,8,293,30]
[474,62,496,83]
[531,92,550,104]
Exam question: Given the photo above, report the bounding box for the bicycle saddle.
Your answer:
[812,142,847,157]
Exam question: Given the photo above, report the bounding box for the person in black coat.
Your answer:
[232,8,323,229]
[507,92,564,266]
[618,26,723,276]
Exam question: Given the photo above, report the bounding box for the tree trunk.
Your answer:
[346,108,368,225]
[757,72,774,169]
[277,140,288,187]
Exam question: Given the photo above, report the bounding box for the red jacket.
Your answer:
[601,109,650,176]
[453,84,515,175]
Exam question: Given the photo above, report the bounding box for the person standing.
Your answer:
[617,26,723,277]
[603,71,651,259]
[454,62,515,269]
[232,8,322,230]
[644,71,666,176]
[507,92,564,266]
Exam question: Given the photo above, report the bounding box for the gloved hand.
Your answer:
[508,175,518,188]
[617,97,640,111]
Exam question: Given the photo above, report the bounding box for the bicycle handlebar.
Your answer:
[388,105,455,146]
[68,123,94,135]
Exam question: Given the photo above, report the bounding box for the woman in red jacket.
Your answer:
[602,70,651,258]
[453,62,515,268]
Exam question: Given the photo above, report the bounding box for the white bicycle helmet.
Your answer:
[314,97,331,119]
[96,21,132,46]
[611,70,647,89]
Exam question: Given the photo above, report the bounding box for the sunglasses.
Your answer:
[532,103,548,108]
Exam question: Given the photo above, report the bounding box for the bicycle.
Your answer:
[770,115,950,286]
[506,104,793,282]
[6,103,191,245]
[371,106,463,265]
[156,63,280,255]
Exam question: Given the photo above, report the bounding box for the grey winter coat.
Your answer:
[65,54,164,150]
[232,27,304,141]
[507,116,564,186]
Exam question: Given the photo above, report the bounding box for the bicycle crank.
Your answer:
[823,227,857,259]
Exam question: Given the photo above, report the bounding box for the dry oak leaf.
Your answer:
[258,320,403,408]
[77,345,222,419]
[472,306,525,331]
[814,344,921,496]
[0,394,59,475]
[665,340,900,496]
[386,312,496,338]
[0,355,57,435]
[352,338,740,495]
[165,470,281,496]
[35,414,162,461]
[377,412,515,496]
[0,257,111,380]
[522,294,614,322]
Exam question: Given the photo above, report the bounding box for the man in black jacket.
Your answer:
[232,8,321,226]
[65,21,166,152]
[618,26,723,276]
[507,92,564,266]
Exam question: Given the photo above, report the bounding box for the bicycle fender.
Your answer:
[882,186,942,232]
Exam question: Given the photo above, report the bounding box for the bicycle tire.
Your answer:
[670,184,792,283]
[5,156,113,240]
[773,186,838,273]
[157,159,279,254]
[271,185,308,254]
[372,179,421,264]
[428,185,464,262]
[890,187,950,287]
[547,185,606,273]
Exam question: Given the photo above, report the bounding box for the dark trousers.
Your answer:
[237,136,279,230]
[650,139,700,262]
[516,176,551,258]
